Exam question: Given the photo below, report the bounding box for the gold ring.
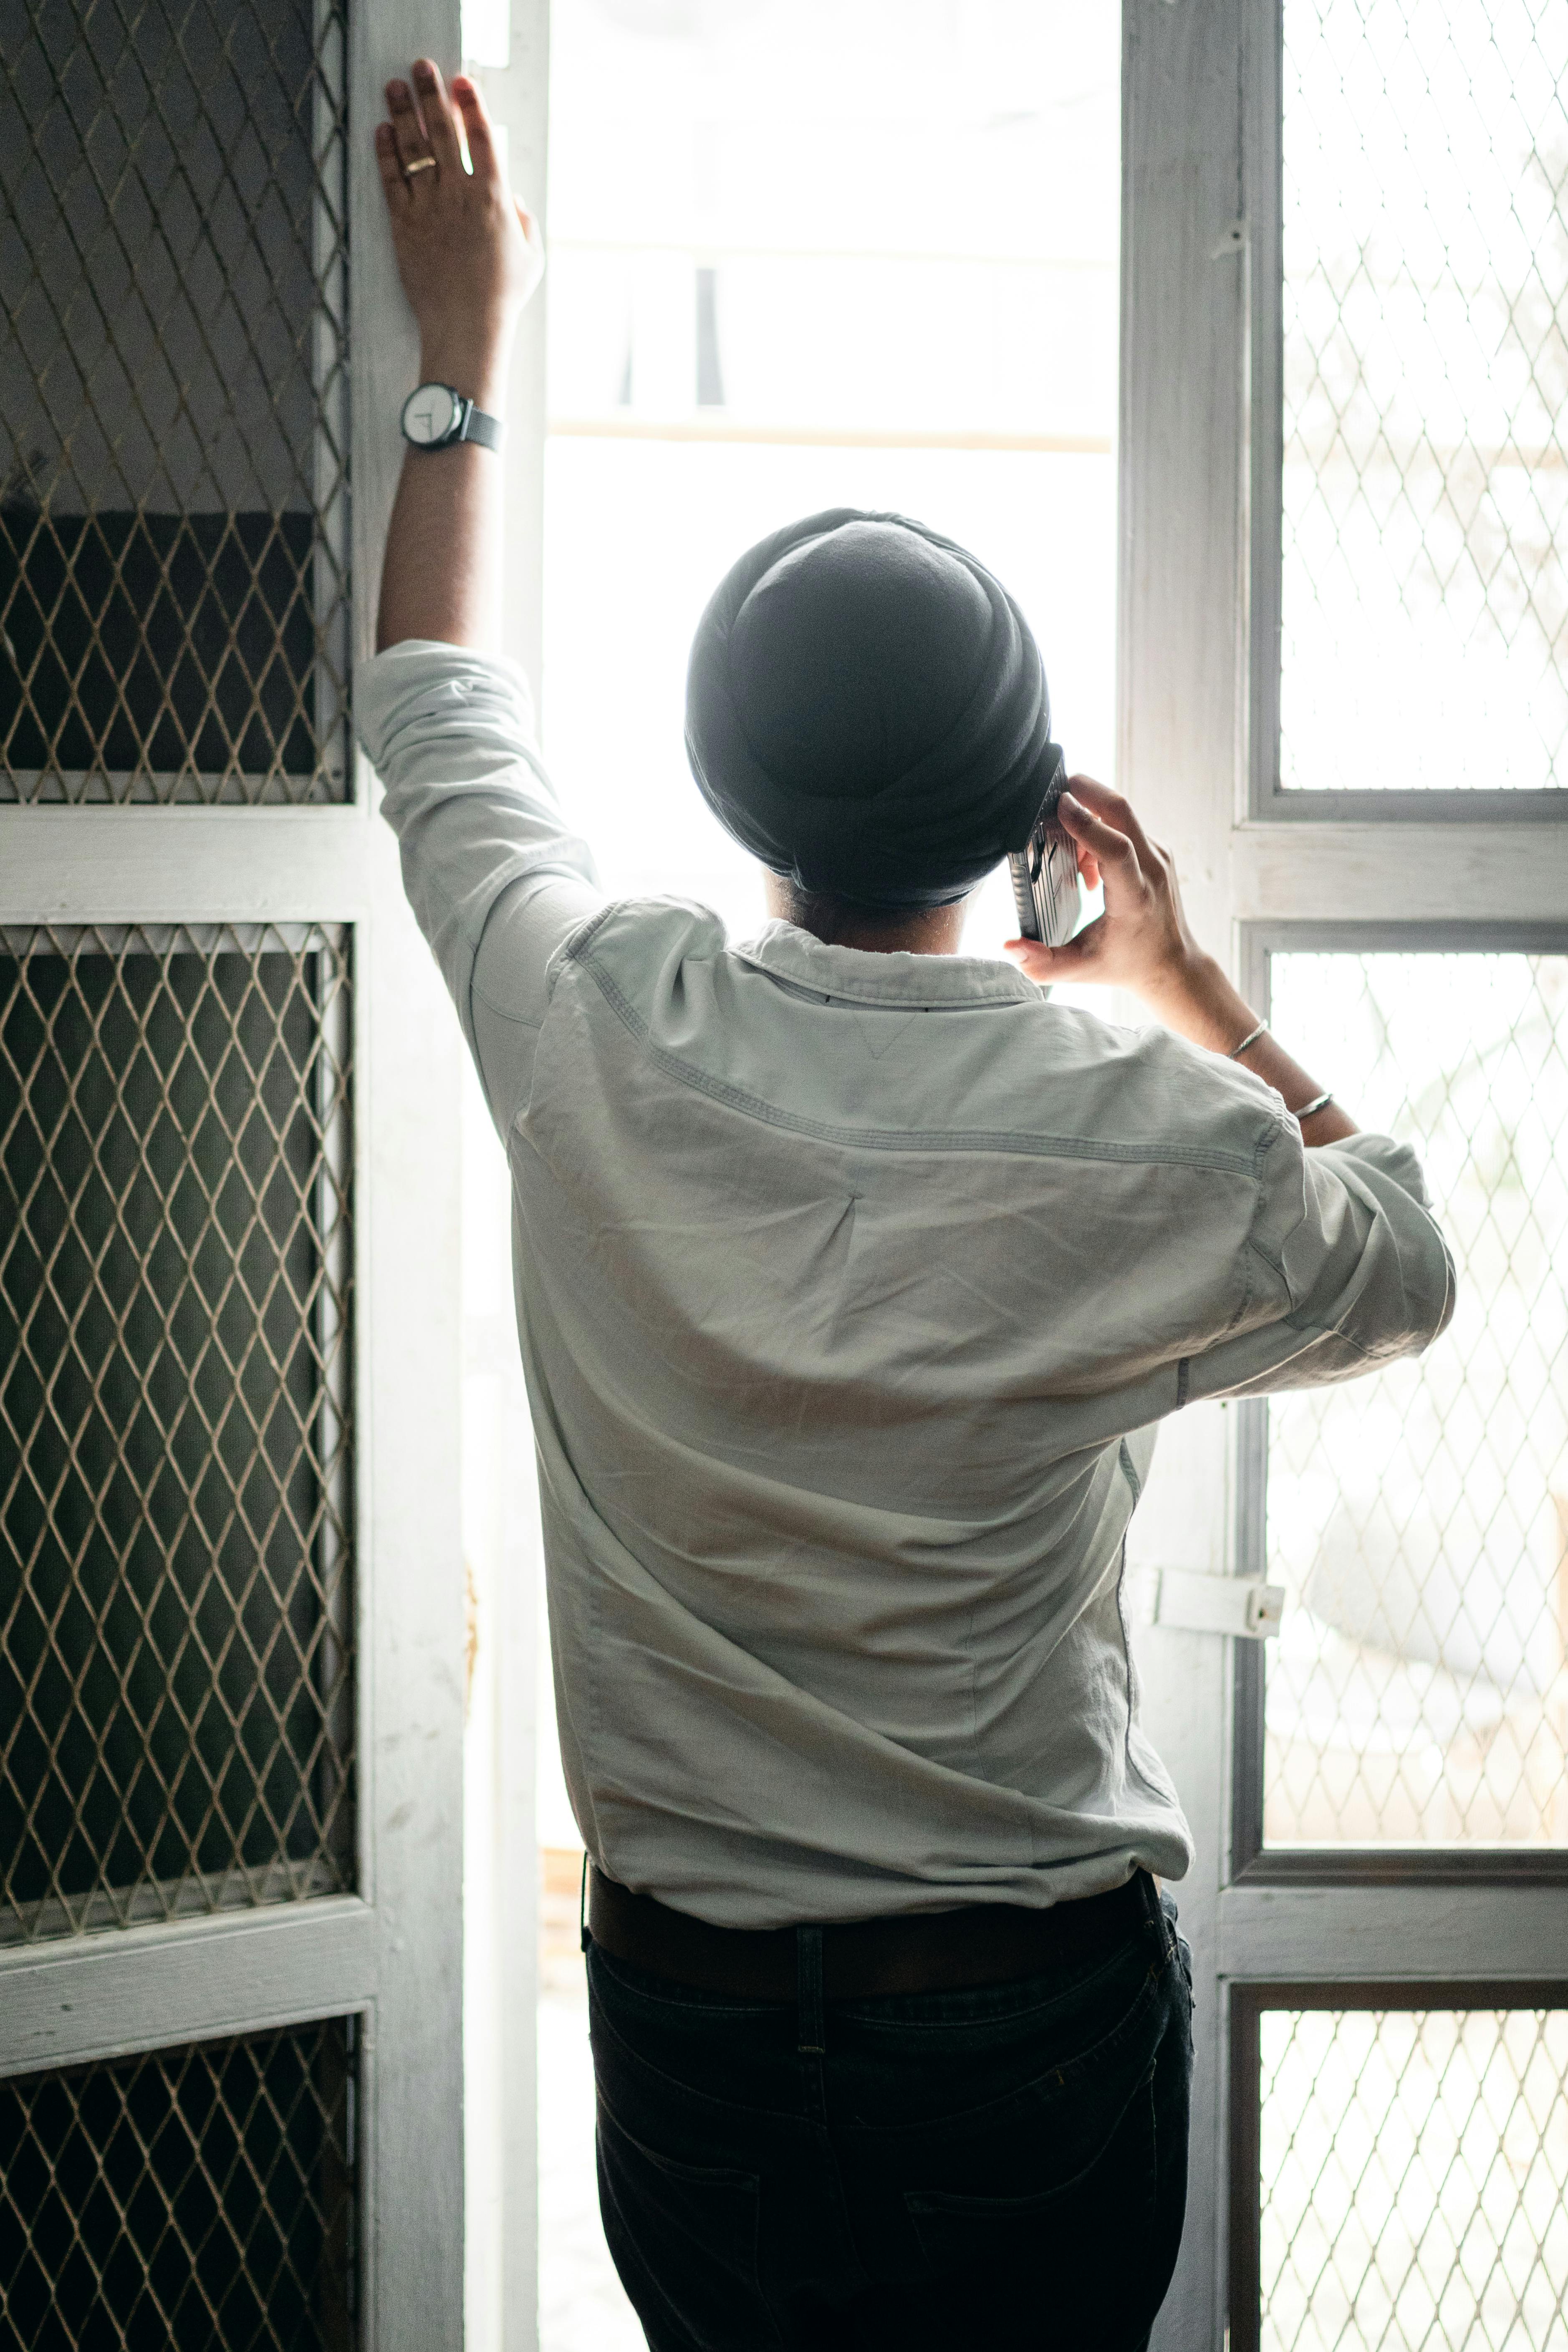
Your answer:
[405,154,437,175]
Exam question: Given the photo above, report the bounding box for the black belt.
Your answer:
[586,1863,1155,2001]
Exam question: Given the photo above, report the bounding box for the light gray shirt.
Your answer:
[358,639,1456,1929]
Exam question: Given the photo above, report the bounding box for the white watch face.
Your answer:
[401,383,461,446]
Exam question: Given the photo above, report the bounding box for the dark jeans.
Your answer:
[587,1873,1194,2351]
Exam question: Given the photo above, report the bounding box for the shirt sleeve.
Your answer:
[356,638,604,1135]
[1185,1119,1456,1400]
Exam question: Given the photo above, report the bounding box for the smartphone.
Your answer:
[1007,755,1080,950]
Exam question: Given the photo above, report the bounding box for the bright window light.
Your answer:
[541,0,1121,953]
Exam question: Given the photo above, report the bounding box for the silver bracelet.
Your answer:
[1294,1089,1334,1119]
[1228,1020,1268,1059]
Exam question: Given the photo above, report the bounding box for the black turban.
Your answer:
[684,508,1061,909]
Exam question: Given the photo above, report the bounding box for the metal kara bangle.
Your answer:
[1228,1021,1268,1059]
[1293,1089,1334,1119]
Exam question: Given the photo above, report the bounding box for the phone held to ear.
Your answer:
[1008,753,1081,950]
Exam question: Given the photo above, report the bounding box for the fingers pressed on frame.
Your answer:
[385,78,432,174]
[412,59,465,174]
[374,121,408,207]
[451,76,498,178]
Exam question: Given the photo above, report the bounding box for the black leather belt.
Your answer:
[586,1863,1154,2001]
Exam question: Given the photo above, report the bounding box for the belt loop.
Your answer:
[795,1925,826,2056]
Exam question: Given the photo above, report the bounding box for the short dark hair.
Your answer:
[770,876,966,949]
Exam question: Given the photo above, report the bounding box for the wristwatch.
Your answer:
[400,382,504,452]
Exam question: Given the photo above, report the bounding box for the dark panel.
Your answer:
[0,2020,357,2349]
[0,511,318,781]
[0,930,355,1940]
[0,0,349,799]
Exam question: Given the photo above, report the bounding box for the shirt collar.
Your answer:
[732,920,1041,1010]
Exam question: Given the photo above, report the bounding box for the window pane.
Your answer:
[1280,0,1568,792]
[1263,952,1568,1848]
[0,0,350,801]
[0,926,354,1939]
[1259,2008,1568,2351]
[0,2020,357,2347]
[543,0,1120,948]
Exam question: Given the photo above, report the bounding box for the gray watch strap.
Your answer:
[458,402,503,451]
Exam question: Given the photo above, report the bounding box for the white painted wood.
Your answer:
[0,1900,377,2080]
[1120,1,1250,2342]
[457,1107,543,2352]
[351,3,438,675]
[1232,820,1568,923]
[454,10,549,2344]
[1128,1409,1240,2352]
[496,1523,541,2352]
[492,0,551,701]
[346,14,467,2344]
[1242,0,1283,826]
[1219,1885,1568,1983]
[0,810,376,920]
[1119,0,1247,951]
[358,804,468,2352]
[1152,1569,1285,1639]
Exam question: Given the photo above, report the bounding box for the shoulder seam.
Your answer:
[568,943,1268,1174]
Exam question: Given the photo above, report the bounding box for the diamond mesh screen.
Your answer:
[1262,952,1568,1848]
[0,2019,356,2348]
[1259,2006,1568,2351]
[0,0,350,801]
[1281,0,1568,792]
[0,926,354,1940]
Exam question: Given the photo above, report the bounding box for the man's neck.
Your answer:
[762,874,967,957]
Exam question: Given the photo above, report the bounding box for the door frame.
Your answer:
[0,1,467,2341]
[1120,5,1568,2346]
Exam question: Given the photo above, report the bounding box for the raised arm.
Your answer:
[1005,778,1358,1147]
[361,68,596,1140]
[373,60,544,653]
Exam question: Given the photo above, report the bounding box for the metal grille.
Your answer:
[1259,2006,1568,2351]
[0,926,354,1940]
[0,0,350,801]
[0,2019,356,2348]
[1281,0,1568,792]
[1262,952,1568,1848]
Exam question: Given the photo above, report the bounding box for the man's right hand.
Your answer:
[1004,777,1358,1142]
[1004,776,1234,1043]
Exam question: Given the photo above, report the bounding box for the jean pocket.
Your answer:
[904,2061,1161,2346]
[595,2094,765,2331]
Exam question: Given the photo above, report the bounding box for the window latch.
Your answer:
[1149,1569,1285,1640]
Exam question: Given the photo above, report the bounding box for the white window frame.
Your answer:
[1121,6,1568,2347]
